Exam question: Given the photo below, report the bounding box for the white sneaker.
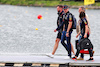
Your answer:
[46,53,54,58]
[64,56,70,59]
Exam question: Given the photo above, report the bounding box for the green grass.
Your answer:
[34,1,84,7]
[94,2,100,6]
[0,0,100,7]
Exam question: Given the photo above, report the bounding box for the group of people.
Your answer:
[46,5,94,61]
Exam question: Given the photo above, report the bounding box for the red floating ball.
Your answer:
[37,15,42,19]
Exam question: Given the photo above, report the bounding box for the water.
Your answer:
[0,5,100,55]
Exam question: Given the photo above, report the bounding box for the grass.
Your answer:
[34,1,84,7]
[0,0,100,7]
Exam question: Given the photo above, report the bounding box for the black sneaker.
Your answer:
[86,58,94,61]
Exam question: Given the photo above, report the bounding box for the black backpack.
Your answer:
[77,38,93,50]
[67,13,77,29]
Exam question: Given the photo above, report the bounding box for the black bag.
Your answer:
[76,38,93,50]
[67,13,77,29]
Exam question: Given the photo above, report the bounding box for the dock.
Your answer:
[0,55,100,67]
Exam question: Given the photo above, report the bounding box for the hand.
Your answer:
[54,29,57,32]
[76,34,79,38]
[84,34,87,38]
[66,32,69,37]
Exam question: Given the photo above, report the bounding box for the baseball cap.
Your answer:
[63,5,69,9]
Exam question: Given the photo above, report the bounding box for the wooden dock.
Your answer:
[0,55,100,67]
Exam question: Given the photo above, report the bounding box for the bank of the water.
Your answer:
[0,1,100,9]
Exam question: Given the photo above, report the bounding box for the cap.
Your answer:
[63,5,69,9]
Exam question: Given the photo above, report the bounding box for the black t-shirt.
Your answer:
[57,11,64,33]
[80,18,88,36]
[64,11,73,31]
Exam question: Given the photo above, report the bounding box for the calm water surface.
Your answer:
[0,5,100,56]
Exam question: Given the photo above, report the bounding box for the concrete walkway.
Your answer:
[0,55,100,66]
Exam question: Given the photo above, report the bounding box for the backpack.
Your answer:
[77,38,93,50]
[67,13,77,29]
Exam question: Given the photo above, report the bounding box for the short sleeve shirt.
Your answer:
[80,18,88,35]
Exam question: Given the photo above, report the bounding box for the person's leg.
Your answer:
[87,48,94,61]
[88,48,93,58]
[78,35,82,42]
[52,38,60,55]
[72,49,80,60]
[80,53,84,58]
[72,36,82,60]
[71,43,75,55]
[75,49,80,58]
[79,35,89,59]
[46,32,61,58]
[61,31,68,52]
[52,32,61,55]
[66,32,72,58]
[77,35,84,60]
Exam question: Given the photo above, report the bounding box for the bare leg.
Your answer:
[52,38,60,55]
[71,43,75,55]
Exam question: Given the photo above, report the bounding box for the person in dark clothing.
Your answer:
[76,6,92,60]
[46,5,64,58]
[72,12,94,61]
[54,5,74,58]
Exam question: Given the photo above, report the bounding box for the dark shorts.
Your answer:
[57,32,62,39]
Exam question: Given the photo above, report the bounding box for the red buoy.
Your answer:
[37,15,42,19]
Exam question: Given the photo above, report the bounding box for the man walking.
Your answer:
[54,5,74,58]
[46,5,64,58]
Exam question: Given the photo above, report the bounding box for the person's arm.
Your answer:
[54,21,64,32]
[84,25,88,38]
[67,21,72,33]
[76,32,81,38]
[86,14,91,34]
[54,13,65,32]
[83,18,89,38]
[56,21,64,30]
[66,14,73,37]
[56,14,65,31]
[57,17,59,27]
